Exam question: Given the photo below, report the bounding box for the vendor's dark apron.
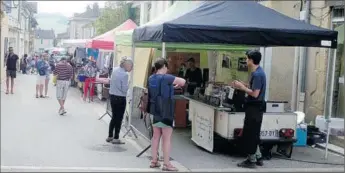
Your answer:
[242,101,265,155]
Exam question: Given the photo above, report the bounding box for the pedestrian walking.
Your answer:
[53,57,73,115]
[148,58,186,171]
[20,54,28,74]
[43,54,51,97]
[36,56,49,98]
[105,56,133,145]
[231,50,266,169]
[30,56,37,74]
[83,59,97,102]
[5,47,19,94]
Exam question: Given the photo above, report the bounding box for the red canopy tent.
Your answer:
[85,19,137,50]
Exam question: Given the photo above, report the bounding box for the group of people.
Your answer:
[102,49,266,171]
[5,45,267,170]
[4,47,74,116]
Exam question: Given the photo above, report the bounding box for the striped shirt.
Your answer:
[54,62,73,81]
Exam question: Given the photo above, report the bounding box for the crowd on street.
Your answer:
[4,43,273,171]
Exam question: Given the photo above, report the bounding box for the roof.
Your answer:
[85,19,137,50]
[56,32,69,39]
[73,6,100,19]
[35,29,55,39]
[133,1,338,48]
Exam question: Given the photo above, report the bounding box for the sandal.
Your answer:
[40,95,45,98]
[150,161,161,168]
[5,91,9,94]
[36,95,39,98]
[162,164,178,171]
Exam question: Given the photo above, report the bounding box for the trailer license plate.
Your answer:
[260,130,279,137]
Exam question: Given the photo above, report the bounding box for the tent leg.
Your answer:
[162,42,166,59]
[127,43,136,131]
[323,49,337,159]
[291,47,300,111]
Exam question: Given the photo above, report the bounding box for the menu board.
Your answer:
[216,51,250,84]
[190,100,214,152]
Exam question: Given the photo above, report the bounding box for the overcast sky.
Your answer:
[33,1,106,17]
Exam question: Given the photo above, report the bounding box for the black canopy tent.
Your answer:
[133,1,338,48]
[126,1,339,158]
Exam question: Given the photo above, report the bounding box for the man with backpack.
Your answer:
[36,55,49,98]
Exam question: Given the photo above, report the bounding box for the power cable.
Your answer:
[274,154,344,166]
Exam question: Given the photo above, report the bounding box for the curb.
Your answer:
[315,143,345,156]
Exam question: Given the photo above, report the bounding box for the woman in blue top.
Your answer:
[148,58,186,171]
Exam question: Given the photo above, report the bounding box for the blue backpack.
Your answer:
[37,60,46,76]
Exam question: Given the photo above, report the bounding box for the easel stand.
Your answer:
[99,112,111,120]
[123,125,138,138]
[99,98,112,120]
[137,145,151,157]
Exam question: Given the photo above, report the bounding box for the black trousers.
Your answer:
[108,95,127,139]
[242,104,264,155]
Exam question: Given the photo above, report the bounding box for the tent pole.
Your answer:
[128,43,136,130]
[324,48,337,159]
[291,47,300,111]
[162,42,166,59]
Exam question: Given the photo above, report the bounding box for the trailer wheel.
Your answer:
[277,143,293,158]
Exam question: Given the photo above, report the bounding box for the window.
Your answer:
[332,7,344,25]
[41,39,43,44]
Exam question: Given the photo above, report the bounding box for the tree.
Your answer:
[93,1,139,35]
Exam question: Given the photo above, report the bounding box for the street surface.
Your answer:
[1,74,344,172]
[0,74,155,172]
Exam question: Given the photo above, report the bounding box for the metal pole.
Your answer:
[291,47,300,111]
[297,0,310,112]
[323,49,337,159]
[162,42,166,59]
[128,43,136,129]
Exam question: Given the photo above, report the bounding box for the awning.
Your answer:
[86,19,137,50]
[133,1,338,48]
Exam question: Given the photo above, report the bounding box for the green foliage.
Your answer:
[93,1,139,35]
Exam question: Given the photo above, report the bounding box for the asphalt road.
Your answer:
[0,74,153,172]
[1,74,344,172]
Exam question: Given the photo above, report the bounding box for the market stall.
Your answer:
[118,1,338,157]
[85,20,137,100]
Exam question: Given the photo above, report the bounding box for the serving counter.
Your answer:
[182,96,297,153]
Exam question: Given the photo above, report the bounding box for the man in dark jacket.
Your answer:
[5,47,19,94]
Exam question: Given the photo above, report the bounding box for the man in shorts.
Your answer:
[53,57,73,115]
[5,47,19,94]
[36,56,49,98]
